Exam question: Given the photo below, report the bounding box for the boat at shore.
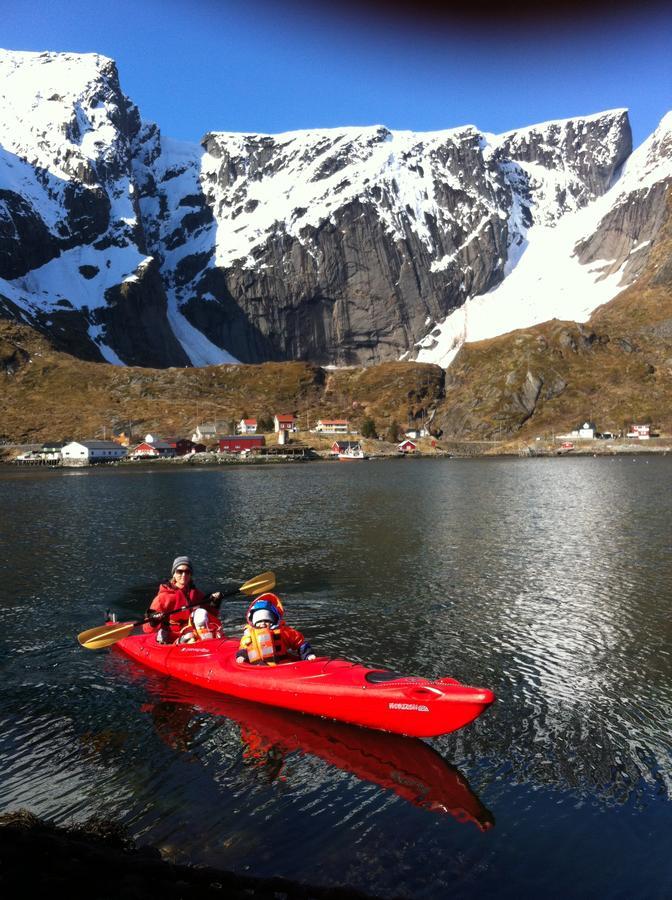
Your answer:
[338,445,366,460]
[108,632,494,738]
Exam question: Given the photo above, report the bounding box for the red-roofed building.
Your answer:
[131,441,176,459]
[398,439,418,454]
[162,437,204,455]
[237,418,258,434]
[218,435,266,454]
[274,414,296,433]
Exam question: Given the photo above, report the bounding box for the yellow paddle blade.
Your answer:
[77,621,136,650]
[239,571,275,596]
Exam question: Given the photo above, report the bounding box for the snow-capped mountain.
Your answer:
[0,48,670,369]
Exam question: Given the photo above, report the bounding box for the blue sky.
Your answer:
[3,0,670,147]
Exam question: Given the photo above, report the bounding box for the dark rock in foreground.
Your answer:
[0,810,388,899]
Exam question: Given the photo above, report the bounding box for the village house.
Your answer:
[192,422,228,443]
[577,421,597,439]
[237,418,258,434]
[315,419,349,434]
[13,441,64,465]
[398,439,418,454]
[163,437,203,455]
[36,441,64,461]
[627,424,651,439]
[404,427,429,440]
[558,421,597,441]
[273,414,296,433]
[140,436,203,456]
[218,435,266,454]
[131,440,177,459]
[61,441,128,466]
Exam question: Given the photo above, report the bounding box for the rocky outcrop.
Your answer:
[575,114,672,285]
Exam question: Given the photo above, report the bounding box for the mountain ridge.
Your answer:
[1,48,668,370]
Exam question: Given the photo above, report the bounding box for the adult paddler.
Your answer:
[145,556,222,644]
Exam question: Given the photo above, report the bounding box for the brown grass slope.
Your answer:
[433,187,672,440]
[0,320,444,444]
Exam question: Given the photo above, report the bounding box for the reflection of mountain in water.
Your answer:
[140,675,494,831]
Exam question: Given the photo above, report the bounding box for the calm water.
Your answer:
[1,457,671,898]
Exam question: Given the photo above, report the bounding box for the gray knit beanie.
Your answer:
[171,556,193,575]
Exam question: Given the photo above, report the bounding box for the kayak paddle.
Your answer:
[77,570,276,650]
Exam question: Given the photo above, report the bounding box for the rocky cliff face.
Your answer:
[0,50,189,366]
[0,49,669,369]
[187,114,632,365]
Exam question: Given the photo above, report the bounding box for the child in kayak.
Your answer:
[145,556,222,644]
[236,593,316,665]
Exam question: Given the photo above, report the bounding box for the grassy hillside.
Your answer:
[0,322,444,444]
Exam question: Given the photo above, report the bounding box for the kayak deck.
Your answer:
[114,632,494,738]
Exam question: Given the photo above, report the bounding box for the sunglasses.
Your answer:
[174,568,192,575]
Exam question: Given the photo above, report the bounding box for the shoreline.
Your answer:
[3,437,672,468]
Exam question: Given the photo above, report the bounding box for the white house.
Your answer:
[315,419,349,434]
[404,427,429,440]
[192,422,226,443]
[577,421,597,439]
[237,418,258,434]
[558,421,597,441]
[61,441,127,466]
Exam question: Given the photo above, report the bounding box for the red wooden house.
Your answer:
[218,435,266,454]
[398,439,418,454]
[163,437,204,455]
[131,440,176,458]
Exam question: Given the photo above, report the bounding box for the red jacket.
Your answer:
[143,582,216,634]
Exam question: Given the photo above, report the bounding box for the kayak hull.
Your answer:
[142,678,494,829]
[113,632,494,738]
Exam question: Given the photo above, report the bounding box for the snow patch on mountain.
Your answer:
[415,112,672,368]
[200,124,494,268]
[132,127,239,365]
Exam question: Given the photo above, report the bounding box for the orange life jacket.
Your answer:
[243,626,290,664]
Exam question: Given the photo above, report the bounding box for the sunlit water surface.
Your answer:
[1,457,671,898]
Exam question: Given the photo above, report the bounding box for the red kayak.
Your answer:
[139,677,494,829]
[113,632,494,738]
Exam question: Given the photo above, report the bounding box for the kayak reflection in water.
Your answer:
[141,680,495,831]
[236,593,316,665]
[144,556,223,644]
